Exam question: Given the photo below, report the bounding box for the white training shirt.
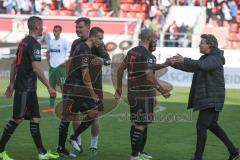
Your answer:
[47,37,70,68]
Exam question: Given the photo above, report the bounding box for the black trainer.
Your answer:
[57,147,70,157]
[229,149,240,160]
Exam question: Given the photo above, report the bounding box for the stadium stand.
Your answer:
[1,0,240,49]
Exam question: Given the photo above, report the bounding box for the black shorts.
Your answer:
[130,97,154,125]
[13,91,40,120]
[62,94,97,114]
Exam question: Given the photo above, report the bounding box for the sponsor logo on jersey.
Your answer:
[50,49,61,53]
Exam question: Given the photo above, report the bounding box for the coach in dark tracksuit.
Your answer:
[168,34,239,160]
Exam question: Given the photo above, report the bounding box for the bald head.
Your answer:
[139,29,154,42]
[27,16,42,31]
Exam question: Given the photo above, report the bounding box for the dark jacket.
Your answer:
[173,48,225,111]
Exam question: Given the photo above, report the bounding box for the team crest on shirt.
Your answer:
[34,49,41,55]
[147,58,153,64]
[83,57,89,63]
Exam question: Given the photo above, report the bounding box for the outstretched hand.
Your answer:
[165,53,184,65]
[172,54,184,63]
[5,84,14,97]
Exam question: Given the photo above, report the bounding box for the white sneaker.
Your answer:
[131,156,142,160]
[69,138,81,152]
[38,150,59,160]
[140,152,152,159]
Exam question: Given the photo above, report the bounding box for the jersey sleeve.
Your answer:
[30,43,41,62]
[93,43,111,65]
[70,39,79,57]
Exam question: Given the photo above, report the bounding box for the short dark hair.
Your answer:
[89,27,104,37]
[201,34,218,48]
[139,29,154,41]
[27,16,42,30]
[54,25,62,31]
[75,17,91,27]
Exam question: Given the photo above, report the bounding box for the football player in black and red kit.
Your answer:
[0,16,59,160]
[57,27,105,157]
[67,17,110,157]
[115,29,171,160]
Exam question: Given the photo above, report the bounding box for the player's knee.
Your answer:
[88,110,98,119]
[133,123,145,131]
[13,118,23,124]
[30,118,40,123]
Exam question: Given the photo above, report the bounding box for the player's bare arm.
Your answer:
[32,61,56,97]
[114,57,127,99]
[45,51,50,66]
[5,58,17,97]
[151,63,169,70]
[145,68,171,98]
[82,67,99,102]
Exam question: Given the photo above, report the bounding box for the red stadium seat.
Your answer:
[131,4,142,12]
[236,15,240,24]
[141,3,148,12]
[136,12,148,19]
[60,10,72,16]
[68,2,75,10]
[50,10,60,15]
[128,24,136,34]
[236,42,240,48]
[87,11,98,17]
[140,0,147,3]
[120,4,130,12]
[228,33,238,41]
[120,11,127,17]
[126,12,137,18]
[230,24,239,33]
[120,0,135,3]
[224,41,233,49]
[237,10,240,15]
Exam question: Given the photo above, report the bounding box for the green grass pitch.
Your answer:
[0,80,239,160]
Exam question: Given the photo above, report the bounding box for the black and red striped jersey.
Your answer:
[14,35,41,91]
[125,45,156,93]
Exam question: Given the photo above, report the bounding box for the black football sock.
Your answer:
[30,122,47,154]
[130,125,144,157]
[71,116,94,140]
[0,120,19,152]
[140,127,148,153]
[58,120,70,148]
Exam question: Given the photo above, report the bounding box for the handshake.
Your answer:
[164,53,185,66]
